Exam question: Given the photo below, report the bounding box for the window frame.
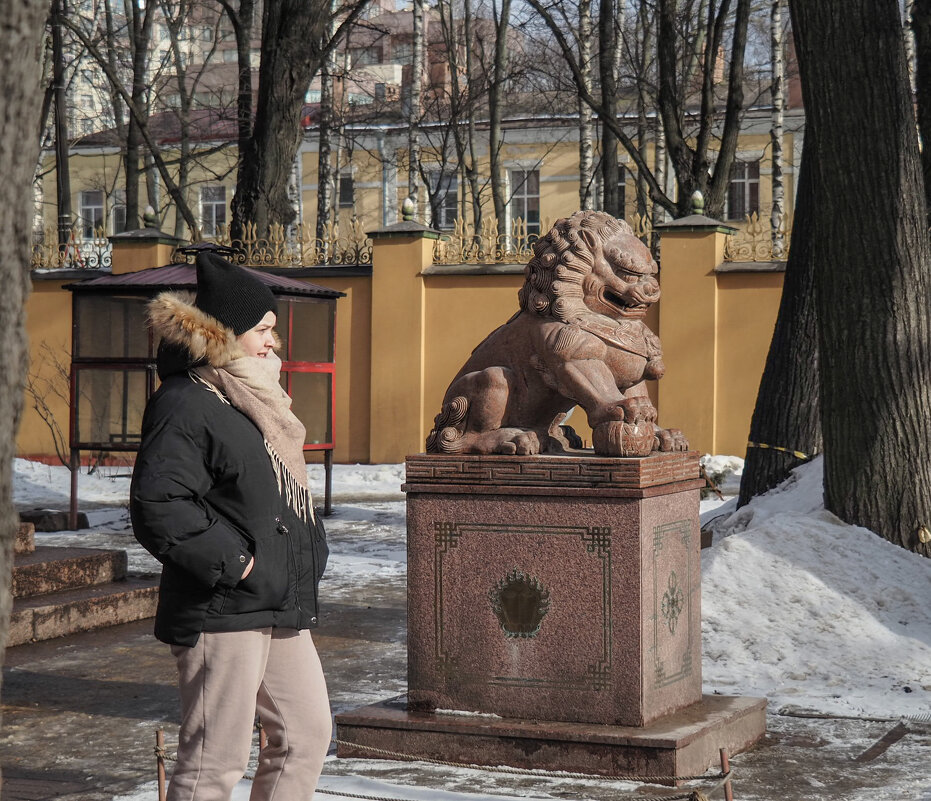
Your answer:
[200,184,227,238]
[79,190,105,240]
[508,168,541,236]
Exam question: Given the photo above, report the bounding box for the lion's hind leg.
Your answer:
[425,367,541,455]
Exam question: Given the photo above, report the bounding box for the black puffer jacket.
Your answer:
[130,292,327,647]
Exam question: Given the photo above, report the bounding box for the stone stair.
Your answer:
[9,522,158,647]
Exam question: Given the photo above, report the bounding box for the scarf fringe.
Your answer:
[265,440,314,524]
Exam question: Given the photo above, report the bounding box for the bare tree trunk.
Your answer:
[125,2,155,231]
[489,0,512,230]
[409,0,424,218]
[599,0,620,216]
[231,0,370,238]
[770,0,786,256]
[578,0,595,210]
[790,0,931,556]
[316,2,337,241]
[652,116,667,229]
[464,0,483,234]
[52,0,72,246]
[738,135,821,506]
[635,0,652,220]
[0,0,49,697]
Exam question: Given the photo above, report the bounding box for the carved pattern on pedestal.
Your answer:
[651,520,694,688]
[433,522,612,692]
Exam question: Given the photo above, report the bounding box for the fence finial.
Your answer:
[690,190,705,215]
[401,197,415,222]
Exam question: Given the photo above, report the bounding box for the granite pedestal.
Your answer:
[336,451,766,780]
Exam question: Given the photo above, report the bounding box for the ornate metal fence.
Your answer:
[723,212,791,262]
[208,220,373,267]
[432,213,656,266]
[31,226,112,271]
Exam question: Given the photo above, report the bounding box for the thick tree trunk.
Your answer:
[790,0,931,556]
[599,0,620,216]
[911,0,931,223]
[0,0,49,712]
[738,135,821,506]
[231,0,329,238]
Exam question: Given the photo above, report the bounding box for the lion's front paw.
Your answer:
[654,427,689,452]
[592,420,654,457]
[620,396,658,424]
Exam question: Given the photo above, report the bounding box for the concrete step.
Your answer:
[8,577,159,647]
[12,546,128,599]
[15,522,35,554]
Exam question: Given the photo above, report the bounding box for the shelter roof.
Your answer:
[65,262,344,299]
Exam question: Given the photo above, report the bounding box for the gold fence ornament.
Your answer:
[724,211,792,262]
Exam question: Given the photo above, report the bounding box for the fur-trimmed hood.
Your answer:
[148,291,245,375]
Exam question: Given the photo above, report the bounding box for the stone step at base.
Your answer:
[13,547,128,598]
[8,578,159,647]
[15,522,35,555]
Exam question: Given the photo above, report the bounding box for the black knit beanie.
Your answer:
[195,251,278,335]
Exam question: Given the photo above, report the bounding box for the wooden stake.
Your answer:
[719,748,733,801]
[156,729,167,801]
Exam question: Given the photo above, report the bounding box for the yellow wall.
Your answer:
[21,230,785,465]
[21,281,74,460]
[300,275,373,464]
[713,271,784,455]
[422,273,524,440]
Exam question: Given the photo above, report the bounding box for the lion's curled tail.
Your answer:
[425,396,469,453]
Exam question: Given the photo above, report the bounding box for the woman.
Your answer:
[130,251,331,801]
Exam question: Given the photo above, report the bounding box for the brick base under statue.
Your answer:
[336,451,766,778]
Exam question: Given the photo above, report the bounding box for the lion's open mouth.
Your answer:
[602,287,650,317]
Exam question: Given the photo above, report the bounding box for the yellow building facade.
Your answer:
[25,109,800,465]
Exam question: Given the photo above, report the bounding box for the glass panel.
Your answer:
[288,371,332,446]
[289,300,335,363]
[74,368,148,447]
[75,295,150,358]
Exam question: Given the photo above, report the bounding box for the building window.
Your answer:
[726,160,760,220]
[79,190,104,239]
[111,190,127,235]
[429,172,458,230]
[509,169,540,235]
[350,46,382,67]
[392,43,412,63]
[338,173,354,208]
[200,185,227,238]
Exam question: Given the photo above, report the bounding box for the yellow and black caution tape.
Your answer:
[747,441,817,460]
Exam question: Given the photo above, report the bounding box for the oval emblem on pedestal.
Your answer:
[489,569,551,638]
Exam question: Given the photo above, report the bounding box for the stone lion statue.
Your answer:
[425,210,688,457]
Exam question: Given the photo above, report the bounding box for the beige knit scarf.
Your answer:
[193,352,314,523]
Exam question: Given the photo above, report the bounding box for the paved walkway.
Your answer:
[2,504,930,801]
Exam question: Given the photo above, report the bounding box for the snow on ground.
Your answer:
[13,453,931,800]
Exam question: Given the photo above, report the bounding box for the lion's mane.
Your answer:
[517,210,634,323]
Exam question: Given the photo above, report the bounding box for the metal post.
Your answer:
[720,748,733,801]
[324,449,333,516]
[69,449,79,530]
[156,729,167,801]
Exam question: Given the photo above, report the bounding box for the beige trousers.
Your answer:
[168,628,331,801]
